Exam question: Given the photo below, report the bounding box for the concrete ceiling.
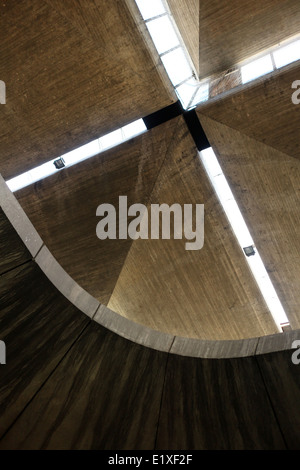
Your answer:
[167,0,300,79]
[0,0,175,180]
[1,0,299,339]
[16,116,278,340]
[107,116,278,340]
[16,120,176,307]
[197,64,300,160]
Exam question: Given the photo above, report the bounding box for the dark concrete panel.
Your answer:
[257,350,300,450]
[156,354,286,450]
[0,322,167,450]
[0,209,31,275]
[0,262,89,438]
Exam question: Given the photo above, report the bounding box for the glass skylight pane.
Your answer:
[99,129,123,150]
[6,173,33,192]
[146,16,179,54]
[62,139,100,166]
[241,54,273,84]
[175,77,199,109]
[201,155,254,248]
[161,48,192,86]
[273,40,300,68]
[122,119,147,139]
[190,82,209,106]
[213,174,235,202]
[135,0,166,20]
[199,147,222,178]
[29,161,56,183]
[201,149,255,246]
[222,199,254,247]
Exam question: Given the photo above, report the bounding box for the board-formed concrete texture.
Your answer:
[0,0,176,180]
[0,0,300,451]
[166,0,300,78]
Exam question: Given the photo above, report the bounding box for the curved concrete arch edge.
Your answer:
[1,173,298,359]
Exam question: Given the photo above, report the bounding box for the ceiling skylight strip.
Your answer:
[134,0,204,110]
[239,36,300,86]
[6,119,147,192]
[199,147,290,331]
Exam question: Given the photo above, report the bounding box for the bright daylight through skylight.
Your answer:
[241,54,274,84]
[273,39,300,68]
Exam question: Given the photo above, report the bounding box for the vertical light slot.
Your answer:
[199,147,289,330]
[273,40,300,68]
[241,54,274,84]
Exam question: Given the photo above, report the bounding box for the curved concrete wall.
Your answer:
[0,174,298,358]
[1,174,300,449]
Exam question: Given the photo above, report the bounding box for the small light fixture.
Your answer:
[243,245,256,257]
[281,322,291,332]
[53,157,65,169]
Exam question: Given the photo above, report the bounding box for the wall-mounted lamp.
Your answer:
[243,245,256,257]
[53,158,65,169]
